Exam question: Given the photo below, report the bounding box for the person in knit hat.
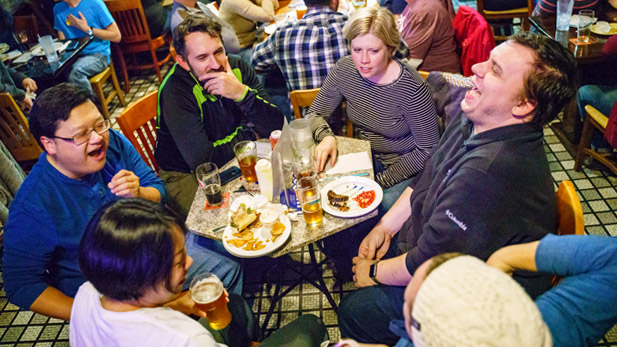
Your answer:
[405,255,552,347]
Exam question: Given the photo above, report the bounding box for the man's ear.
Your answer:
[40,136,57,155]
[512,98,536,120]
[176,53,190,72]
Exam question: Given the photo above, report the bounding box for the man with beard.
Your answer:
[155,15,283,217]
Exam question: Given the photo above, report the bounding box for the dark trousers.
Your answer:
[337,285,406,345]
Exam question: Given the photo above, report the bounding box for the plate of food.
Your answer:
[222,195,291,258]
[569,14,598,27]
[591,22,617,35]
[31,42,65,57]
[321,176,383,218]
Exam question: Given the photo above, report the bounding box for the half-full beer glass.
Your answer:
[190,273,232,330]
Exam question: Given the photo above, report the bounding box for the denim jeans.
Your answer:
[68,53,109,95]
[338,284,406,345]
[577,85,617,148]
[184,232,244,295]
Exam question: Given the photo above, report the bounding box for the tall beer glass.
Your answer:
[190,273,232,330]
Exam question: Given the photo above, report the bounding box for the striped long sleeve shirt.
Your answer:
[308,56,439,188]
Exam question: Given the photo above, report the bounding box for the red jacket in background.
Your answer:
[452,5,495,76]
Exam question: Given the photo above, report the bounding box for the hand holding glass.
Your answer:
[189,273,232,330]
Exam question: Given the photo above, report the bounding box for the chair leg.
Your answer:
[574,114,594,171]
[117,50,130,93]
[150,48,162,82]
[110,63,127,107]
[92,81,110,119]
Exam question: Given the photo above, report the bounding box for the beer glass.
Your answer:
[196,162,223,206]
[233,141,258,183]
[297,176,323,227]
[190,273,232,330]
[577,10,595,43]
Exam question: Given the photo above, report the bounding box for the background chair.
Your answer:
[116,90,159,172]
[574,105,617,175]
[476,0,533,41]
[556,180,585,236]
[13,13,39,44]
[0,93,42,165]
[553,179,584,286]
[289,88,354,138]
[89,58,127,119]
[104,0,172,92]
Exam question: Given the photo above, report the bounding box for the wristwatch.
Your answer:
[87,27,93,36]
[369,261,380,284]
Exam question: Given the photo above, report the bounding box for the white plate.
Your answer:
[320,176,383,218]
[222,195,291,258]
[569,14,598,27]
[31,42,64,57]
[591,22,617,35]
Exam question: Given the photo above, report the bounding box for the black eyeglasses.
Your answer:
[51,119,111,146]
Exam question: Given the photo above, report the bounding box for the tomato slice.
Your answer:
[353,190,376,208]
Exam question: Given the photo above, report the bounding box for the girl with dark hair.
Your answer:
[70,198,329,347]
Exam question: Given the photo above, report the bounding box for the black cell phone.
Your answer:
[220,166,242,185]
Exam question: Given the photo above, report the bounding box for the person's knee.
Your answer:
[337,292,362,338]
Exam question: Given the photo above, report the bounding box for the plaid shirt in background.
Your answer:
[252,7,349,91]
[252,6,410,92]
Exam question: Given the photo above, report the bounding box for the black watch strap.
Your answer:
[369,262,380,284]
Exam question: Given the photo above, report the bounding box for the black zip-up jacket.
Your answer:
[155,55,283,173]
[399,112,556,299]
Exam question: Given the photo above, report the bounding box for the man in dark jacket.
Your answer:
[155,15,283,217]
[338,32,578,345]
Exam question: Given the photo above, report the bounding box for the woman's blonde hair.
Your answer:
[342,7,400,51]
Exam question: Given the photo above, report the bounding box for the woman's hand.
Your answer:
[314,136,337,172]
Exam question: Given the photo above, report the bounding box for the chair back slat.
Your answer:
[0,93,42,162]
[116,90,159,172]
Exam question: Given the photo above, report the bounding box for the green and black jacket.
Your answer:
[155,55,283,173]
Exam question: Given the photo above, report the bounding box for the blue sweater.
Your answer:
[536,234,617,347]
[3,130,166,310]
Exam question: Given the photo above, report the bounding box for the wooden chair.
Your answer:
[0,93,42,163]
[89,58,127,119]
[556,180,585,236]
[476,0,534,41]
[553,179,584,286]
[574,105,617,175]
[116,90,159,173]
[104,0,172,92]
[289,88,355,137]
[13,13,39,44]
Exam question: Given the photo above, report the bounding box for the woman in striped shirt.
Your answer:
[308,6,439,211]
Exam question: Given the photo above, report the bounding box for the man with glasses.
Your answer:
[2,83,242,321]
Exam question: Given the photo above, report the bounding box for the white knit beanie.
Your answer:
[411,256,552,347]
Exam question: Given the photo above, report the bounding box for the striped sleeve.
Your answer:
[307,60,345,143]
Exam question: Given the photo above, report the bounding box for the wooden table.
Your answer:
[186,136,376,335]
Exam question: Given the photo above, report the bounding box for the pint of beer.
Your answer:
[190,273,232,330]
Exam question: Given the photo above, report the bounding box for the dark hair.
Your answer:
[173,15,223,60]
[305,0,330,8]
[29,83,99,147]
[508,32,577,129]
[79,199,189,302]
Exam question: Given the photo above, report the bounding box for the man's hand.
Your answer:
[314,135,337,172]
[358,227,392,260]
[67,12,91,34]
[352,257,379,288]
[20,96,33,112]
[199,58,247,100]
[22,78,37,92]
[108,169,141,198]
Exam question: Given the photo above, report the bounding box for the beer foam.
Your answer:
[191,278,223,304]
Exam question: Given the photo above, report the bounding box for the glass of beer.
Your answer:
[297,176,323,227]
[196,162,223,206]
[351,0,366,10]
[296,4,308,19]
[190,273,232,330]
[233,141,258,183]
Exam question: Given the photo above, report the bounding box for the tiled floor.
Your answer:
[0,61,616,346]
